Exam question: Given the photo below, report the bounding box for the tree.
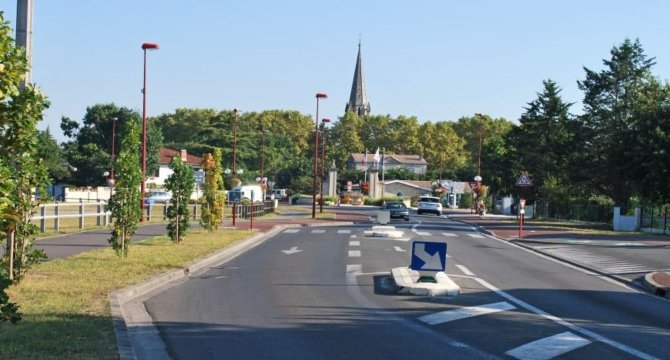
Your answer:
[577,39,657,211]
[37,128,70,183]
[60,104,162,186]
[0,12,50,283]
[200,149,225,231]
[420,121,467,179]
[164,156,194,243]
[509,80,576,201]
[107,119,142,258]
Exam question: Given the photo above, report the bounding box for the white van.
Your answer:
[228,185,264,203]
[272,189,287,199]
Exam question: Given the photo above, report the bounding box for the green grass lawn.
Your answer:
[3,228,255,359]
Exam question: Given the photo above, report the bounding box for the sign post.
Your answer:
[515,172,532,239]
[519,198,526,239]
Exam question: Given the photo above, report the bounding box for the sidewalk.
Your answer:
[448,210,670,299]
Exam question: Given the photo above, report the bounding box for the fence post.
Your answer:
[97,201,102,226]
[664,206,668,235]
[55,202,60,231]
[40,205,46,233]
[79,199,85,230]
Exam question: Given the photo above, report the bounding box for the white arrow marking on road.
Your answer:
[281,246,303,255]
[394,246,406,252]
[414,243,443,270]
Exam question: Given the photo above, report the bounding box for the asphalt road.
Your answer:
[144,214,670,359]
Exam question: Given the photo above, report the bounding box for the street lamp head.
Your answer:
[316,93,328,99]
[233,108,240,114]
[474,175,482,182]
[322,118,331,123]
[224,168,231,175]
[142,42,159,50]
[237,169,244,175]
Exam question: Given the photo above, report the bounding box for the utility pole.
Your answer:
[16,0,34,89]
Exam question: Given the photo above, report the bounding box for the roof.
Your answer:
[159,148,202,166]
[349,153,427,165]
[383,180,432,191]
[345,42,370,116]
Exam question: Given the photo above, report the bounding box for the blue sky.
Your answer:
[2,1,669,142]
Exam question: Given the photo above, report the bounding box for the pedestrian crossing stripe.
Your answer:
[283,229,300,234]
[505,331,590,360]
[442,232,458,237]
[418,301,516,325]
[311,229,325,234]
[414,231,432,236]
[467,233,484,238]
[535,245,654,274]
[338,230,352,234]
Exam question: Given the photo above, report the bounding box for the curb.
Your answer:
[110,220,355,359]
[643,272,670,298]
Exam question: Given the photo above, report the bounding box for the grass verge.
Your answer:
[3,228,255,359]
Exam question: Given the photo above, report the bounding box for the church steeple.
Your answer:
[345,41,370,116]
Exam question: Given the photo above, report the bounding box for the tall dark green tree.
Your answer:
[36,128,70,184]
[577,39,656,211]
[509,80,576,201]
[164,156,194,243]
[61,104,162,186]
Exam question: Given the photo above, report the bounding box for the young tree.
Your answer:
[107,119,142,258]
[0,13,49,283]
[164,156,194,243]
[200,149,225,231]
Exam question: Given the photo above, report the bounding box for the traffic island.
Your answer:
[391,267,460,297]
[644,271,670,298]
[364,225,405,238]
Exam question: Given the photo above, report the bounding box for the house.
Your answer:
[346,153,428,174]
[146,148,203,187]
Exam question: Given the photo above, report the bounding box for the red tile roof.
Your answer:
[159,148,202,166]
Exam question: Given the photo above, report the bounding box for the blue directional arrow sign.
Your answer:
[411,241,447,272]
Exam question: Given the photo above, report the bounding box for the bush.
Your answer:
[459,192,473,209]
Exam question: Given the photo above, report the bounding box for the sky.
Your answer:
[2,1,670,142]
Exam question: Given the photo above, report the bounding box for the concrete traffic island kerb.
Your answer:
[644,271,670,299]
[391,267,460,297]
[364,225,405,238]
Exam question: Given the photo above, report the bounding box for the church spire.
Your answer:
[345,40,370,116]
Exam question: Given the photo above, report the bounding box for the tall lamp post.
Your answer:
[141,42,159,221]
[109,117,117,182]
[474,113,485,214]
[319,118,331,213]
[312,93,328,218]
[232,108,240,177]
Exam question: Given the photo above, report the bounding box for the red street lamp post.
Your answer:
[110,117,117,181]
[319,118,331,213]
[312,93,328,219]
[141,42,159,221]
[232,108,239,177]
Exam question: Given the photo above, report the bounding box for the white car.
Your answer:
[144,191,171,205]
[417,195,443,216]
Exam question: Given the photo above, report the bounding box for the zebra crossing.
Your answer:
[532,244,654,275]
[283,228,484,238]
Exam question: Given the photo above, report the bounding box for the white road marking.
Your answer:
[283,229,300,234]
[338,229,352,234]
[418,302,516,325]
[456,264,474,276]
[442,232,458,237]
[473,277,660,360]
[505,331,590,360]
[467,233,484,238]
[311,229,326,234]
[348,250,361,257]
[350,235,357,238]
[394,246,406,252]
[415,231,432,236]
[349,241,360,247]
[535,245,654,274]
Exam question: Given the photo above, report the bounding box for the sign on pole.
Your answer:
[410,241,447,272]
[515,173,533,187]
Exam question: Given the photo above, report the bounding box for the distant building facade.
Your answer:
[346,153,428,174]
[146,148,202,187]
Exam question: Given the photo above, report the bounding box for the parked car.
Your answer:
[417,195,442,216]
[144,191,171,205]
[382,202,410,221]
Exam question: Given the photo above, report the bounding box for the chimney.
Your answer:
[180,149,187,161]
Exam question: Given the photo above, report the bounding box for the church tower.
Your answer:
[345,42,371,116]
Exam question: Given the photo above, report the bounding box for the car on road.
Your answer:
[144,191,171,205]
[417,195,442,216]
[382,202,410,221]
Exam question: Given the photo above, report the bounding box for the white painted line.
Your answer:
[456,264,474,276]
[346,264,362,275]
[467,233,484,238]
[394,246,406,252]
[338,229,352,234]
[418,302,516,325]
[505,331,590,360]
[350,235,357,238]
[311,229,326,234]
[472,277,660,360]
[348,250,361,257]
[283,229,300,234]
[442,232,458,237]
[415,231,432,236]
[349,241,360,247]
